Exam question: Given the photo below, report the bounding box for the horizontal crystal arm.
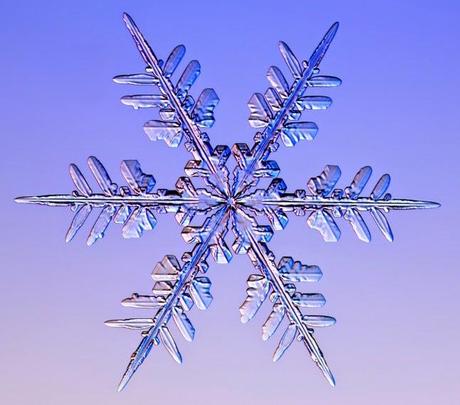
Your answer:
[240,195,440,211]
[15,194,224,208]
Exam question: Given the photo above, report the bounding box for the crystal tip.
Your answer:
[15,196,33,204]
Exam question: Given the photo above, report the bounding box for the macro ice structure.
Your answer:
[16,13,440,391]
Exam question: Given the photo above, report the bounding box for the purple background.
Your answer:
[2,1,458,404]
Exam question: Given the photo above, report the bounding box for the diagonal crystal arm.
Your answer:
[117,205,231,391]
[232,23,339,196]
[123,14,230,195]
[238,214,335,386]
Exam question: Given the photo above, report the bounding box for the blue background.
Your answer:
[2,1,458,404]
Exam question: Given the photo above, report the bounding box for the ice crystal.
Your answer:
[16,13,439,391]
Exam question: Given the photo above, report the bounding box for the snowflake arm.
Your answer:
[119,13,231,196]
[107,205,232,391]
[232,22,340,196]
[240,165,440,242]
[233,210,335,385]
[15,157,221,244]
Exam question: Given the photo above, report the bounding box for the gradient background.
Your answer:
[2,1,459,404]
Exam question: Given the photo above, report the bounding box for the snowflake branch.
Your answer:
[16,157,222,244]
[241,191,439,211]
[234,209,335,386]
[240,166,440,242]
[121,13,230,196]
[232,22,340,196]
[111,205,232,391]
[15,193,216,208]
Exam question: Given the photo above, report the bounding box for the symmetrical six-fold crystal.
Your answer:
[16,13,439,391]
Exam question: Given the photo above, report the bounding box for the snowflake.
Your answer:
[16,13,439,391]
